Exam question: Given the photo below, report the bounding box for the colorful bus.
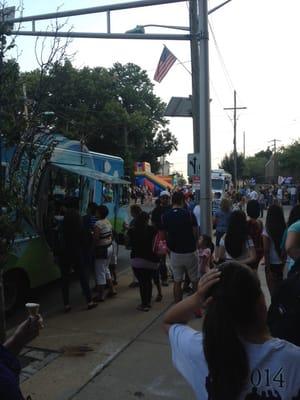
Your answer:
[1,130,129,312]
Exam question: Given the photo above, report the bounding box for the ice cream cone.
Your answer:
[25,303,40,316]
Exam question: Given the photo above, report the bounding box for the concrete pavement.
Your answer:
[20,266,193,400]
[19,257,272,400]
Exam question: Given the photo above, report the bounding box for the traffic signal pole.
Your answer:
[197,0,212,235]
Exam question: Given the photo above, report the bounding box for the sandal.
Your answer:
[87,302,98,310]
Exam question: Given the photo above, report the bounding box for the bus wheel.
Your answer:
[3,271,29,315]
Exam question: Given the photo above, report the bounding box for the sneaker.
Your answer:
[129,281,139,288]
[136,304,150,312]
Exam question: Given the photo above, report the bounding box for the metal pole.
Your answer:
[243,130,245,158]
[9,0,187,24]
[198,0,212,235]
[234,89,237,189]
[9,30,190,41]
[189,0,200,154]
[107,11,111,33]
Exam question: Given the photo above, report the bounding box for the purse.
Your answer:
[153,231,168,256]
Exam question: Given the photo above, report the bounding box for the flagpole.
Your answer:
[175,59,191,75]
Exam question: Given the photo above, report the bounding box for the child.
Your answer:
[195,235,214,318]
[198,234,214,278]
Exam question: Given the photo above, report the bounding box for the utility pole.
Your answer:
[197,0,212,235]
[268,138,281,153]
[224,90,247,189]
[189,0,200,154]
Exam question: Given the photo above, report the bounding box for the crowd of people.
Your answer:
[2,184,300,399]
[158,188,300,400]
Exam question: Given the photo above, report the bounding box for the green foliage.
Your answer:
[278,140,300,174]
[0,59,25,143]
[219,152,245,179]
[20,60,177,173]
[243,156,269,180]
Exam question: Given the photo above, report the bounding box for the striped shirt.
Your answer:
[94,219,112,247]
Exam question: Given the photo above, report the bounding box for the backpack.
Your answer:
[267,264,300,346]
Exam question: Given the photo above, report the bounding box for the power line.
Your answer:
[210,79,233,126]
[208,20,234,92]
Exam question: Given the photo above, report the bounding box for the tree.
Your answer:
[243,156,267,182]
[219,152,245,179]
[278,140,300,177]
[21,61,178,174]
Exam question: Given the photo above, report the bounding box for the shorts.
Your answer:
[170,251,198,283]
[95,245,113,285]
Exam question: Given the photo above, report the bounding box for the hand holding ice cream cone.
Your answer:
[25,303,44,328]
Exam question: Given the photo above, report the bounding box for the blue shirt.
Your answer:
[162,208,197,253]
[0,345,24,399]
[215,210,231,233]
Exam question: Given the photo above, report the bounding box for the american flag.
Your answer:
[153,46,177,83]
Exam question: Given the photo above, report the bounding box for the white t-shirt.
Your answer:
[193,205,201,228]
[291,187,297,196]
[250,190,258,200]
[262,229,282,264]
[277,188,283,199]
[169,324,300,400]
[220,237,254,261]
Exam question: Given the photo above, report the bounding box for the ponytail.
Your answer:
[203,298,248,399]
[203,262,262,400]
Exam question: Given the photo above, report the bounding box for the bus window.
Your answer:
[103,184,113,203]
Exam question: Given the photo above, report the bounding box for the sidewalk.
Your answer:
[20,263,271,400]
[20,268,193,400]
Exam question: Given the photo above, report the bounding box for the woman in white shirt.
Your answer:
[218,210,256,266]
[163,263,300,400]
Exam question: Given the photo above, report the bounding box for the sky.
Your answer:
[5,0,300,176]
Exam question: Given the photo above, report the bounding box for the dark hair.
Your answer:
[246,200,260,219]
[225,211,248,259]
[220,198,231,212]
[88,202,97,215]
[172,191,185,206]
[265,205,286,257]
[287,205,300,227]
[135,211,149,230]
[234,192,242,202]
[96,205,109,219]
[203,262,262,400]
[130,204,142,217]
[201,234,215,254]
